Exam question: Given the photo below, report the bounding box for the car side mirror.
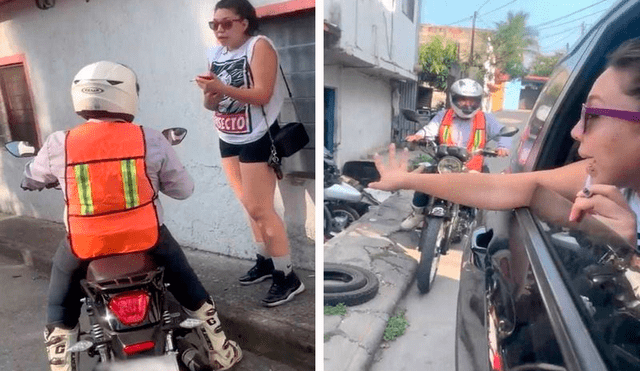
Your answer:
[4,141,37,157]
[161,128,187,146]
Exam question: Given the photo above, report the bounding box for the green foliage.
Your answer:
[324,303,347,316]
[419,36,459,90]
[492,11,538,80]
[531,52,564,77]
[383,310,409,341]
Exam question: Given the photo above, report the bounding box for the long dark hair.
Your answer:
[608,38,640,103]
[215,0,259,35]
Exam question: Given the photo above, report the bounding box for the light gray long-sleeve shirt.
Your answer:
[415,110,512,149]
[22,121,194,226]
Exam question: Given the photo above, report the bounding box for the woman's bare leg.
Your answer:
[220,157,265,244]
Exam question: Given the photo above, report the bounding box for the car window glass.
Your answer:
[534,216,640,370]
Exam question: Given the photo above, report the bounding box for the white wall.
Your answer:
[325,0,418,80]
[325,65,392,166]
[0,0,315,268]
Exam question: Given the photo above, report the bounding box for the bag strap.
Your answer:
[278,65,301,123]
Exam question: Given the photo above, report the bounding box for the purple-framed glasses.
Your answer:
[581,103,640,132]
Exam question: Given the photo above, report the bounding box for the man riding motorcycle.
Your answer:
[21,61,242,371]
[400,78,512,230]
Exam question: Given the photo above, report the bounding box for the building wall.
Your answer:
[325,65,392,166]
[419,24,493,63]
[0,0,315,268]
[325,0,419,80]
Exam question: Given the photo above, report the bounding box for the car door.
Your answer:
[456,1,640,370]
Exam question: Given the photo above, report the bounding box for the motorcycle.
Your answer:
[324,148,381,239]
[401,109,518,294]
[5,128,212,371]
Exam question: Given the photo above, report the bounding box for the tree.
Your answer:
[418,36,459,90]
[492,11,538,80]
[531,52,564,77]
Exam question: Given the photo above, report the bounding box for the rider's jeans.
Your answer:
[47,225,209,329]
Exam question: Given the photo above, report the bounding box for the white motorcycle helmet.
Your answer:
[449,78,483,119]
[71,61,139,122]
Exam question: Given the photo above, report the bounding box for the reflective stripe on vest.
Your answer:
[438,109,486,172]
[65,122,159,259]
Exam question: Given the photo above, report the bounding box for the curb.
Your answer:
[323,191,419,371]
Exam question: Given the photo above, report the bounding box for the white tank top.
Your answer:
[207,35,285,144]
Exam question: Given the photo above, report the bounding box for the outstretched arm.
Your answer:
[369,143,587,210]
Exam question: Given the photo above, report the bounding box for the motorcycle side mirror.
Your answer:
[161,128,188,146]
[4,141,37,157]
[486,126,519,143]
[401,109,421,123]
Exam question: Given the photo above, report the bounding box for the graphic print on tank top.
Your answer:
[211,56,253,135]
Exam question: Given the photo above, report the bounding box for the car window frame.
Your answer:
[510,0,640,369]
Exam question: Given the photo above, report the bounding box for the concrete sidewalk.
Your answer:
[0,213,314,370]
[324,190,420,371]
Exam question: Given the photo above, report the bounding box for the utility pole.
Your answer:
[581,22,585,36]
[469,11,477,65]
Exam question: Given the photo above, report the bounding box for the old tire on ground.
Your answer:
[416,217,446,294]
[324,263,379,306]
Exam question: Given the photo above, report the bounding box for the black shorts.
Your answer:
[219,123,280,163]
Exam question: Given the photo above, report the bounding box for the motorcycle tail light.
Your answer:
[123,341,155,355]
[108,290,150,326]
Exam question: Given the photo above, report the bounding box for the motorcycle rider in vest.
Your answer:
[20,61,242,371]
[400,78,512,230]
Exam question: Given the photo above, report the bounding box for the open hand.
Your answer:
[569,184,637,247]
[369,143,410,192]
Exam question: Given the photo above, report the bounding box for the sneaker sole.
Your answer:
[261,282,306,307]
[239,274,272,285]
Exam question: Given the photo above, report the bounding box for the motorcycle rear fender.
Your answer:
[108,325,167,359]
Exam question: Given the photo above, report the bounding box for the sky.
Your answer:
[420,0,617,54]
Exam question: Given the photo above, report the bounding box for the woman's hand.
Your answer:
[203,91,223,111]
[569,184,637,247]
[369,143,410,192]
[195,73,226,95]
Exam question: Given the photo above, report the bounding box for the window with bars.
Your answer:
[402,0,415,22]
[0,63,39,147]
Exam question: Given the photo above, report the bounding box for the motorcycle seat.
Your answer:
[86,252,159,283]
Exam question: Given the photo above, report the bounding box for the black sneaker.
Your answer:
[261,270,305,307]
[239,254,274,285]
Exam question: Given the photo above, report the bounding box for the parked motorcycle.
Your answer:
[401,109,518,294]
[5,128,212,371]
[324,148,380,239]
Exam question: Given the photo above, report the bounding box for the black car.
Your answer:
[455,1,640,370]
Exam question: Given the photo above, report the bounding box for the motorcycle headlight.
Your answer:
[437,156,463,173]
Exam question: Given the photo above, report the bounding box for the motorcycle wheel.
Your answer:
[416,217,448,294]
[327,204,360,236]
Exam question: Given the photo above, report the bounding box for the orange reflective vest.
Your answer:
[438,109,486,172]
[65,122,159,259]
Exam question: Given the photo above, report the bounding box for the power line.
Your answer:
[477,0,492,12]
[447,15,474,26]
[540,26,576,40]
[481,0,518,17]
[531,0,609,28]
[544,31,576,50]
[537,8,606,31]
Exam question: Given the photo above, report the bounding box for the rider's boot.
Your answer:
[184,298,243,370]
[44,325,78,371]
[400,205,425,230]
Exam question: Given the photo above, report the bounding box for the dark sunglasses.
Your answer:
[209,18,243,31]
[581,103,640,132]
